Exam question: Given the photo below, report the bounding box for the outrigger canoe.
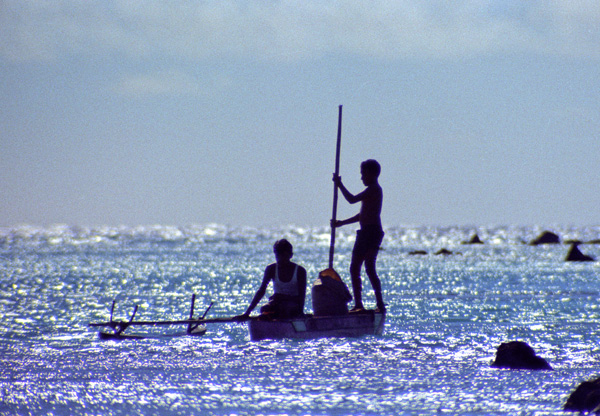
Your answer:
[89,296,385,341]
[90,108,387,342]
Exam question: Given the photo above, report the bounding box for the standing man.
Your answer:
[332,159,385,313]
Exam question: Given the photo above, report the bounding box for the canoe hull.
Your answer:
[248,311,385,341]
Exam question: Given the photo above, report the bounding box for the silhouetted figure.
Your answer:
[564,377,600,413]
[491,341,552,370]
[237,239,307,320]
[529,231,560,245]
[565,241,595,262]
[332,159,385,313]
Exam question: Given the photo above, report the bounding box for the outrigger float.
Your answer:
[89,294,385,341]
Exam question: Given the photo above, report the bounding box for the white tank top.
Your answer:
[273,264,299,297]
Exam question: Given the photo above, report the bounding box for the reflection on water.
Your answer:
[1,224,599,414]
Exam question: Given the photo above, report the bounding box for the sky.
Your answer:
[1,0,599,228]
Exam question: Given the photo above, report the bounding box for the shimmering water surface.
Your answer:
[1,224,600,415]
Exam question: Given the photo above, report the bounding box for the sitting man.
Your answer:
[238,239,307,319]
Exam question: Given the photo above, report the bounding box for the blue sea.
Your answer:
[1,224,600,415]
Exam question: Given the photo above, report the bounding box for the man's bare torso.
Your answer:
[359,183,383,228]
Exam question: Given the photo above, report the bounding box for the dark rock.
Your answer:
[462,234,484,244]
[409,250,428,255]
[565,242,595,262]
[490,341,552,370]
[529,231,560,245]
[564,377,600,413]
[434,248,457,255]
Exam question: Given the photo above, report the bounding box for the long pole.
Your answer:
[329,105,343,269]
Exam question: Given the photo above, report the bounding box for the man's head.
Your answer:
[361,159,381,184]
[273,239,293,259]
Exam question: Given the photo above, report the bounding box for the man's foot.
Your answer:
[375,304,386,313]
[349,305,365,313]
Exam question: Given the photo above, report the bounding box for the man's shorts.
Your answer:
[352,225,384,258]
[260,294,303,318]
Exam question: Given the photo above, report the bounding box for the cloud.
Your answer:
[115,69,205,98]
[114,68,234,98]
[1,0,599,63]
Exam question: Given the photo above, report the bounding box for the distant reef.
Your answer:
[565,242,595,262]
[529,231,560,245]
[434,248,459,256]
[462,234,483,244]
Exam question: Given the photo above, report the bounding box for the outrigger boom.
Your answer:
[89,294,241,340]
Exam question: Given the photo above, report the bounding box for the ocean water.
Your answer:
[1,224,600,415]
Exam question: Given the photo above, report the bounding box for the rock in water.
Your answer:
[564,377,600,413]
[529,231,560,245]
[490,341,552,370]
[462,234,483,244]
[565,242,595,262]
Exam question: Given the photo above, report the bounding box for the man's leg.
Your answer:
[349,252,365,310]
[364,249,385,311]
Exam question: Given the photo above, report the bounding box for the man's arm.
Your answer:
[241,266,272,317]
[333,174,362,204]
[297,266,307,310]
[333,214,360,228]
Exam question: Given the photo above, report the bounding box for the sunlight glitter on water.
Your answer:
[1,224,600,414]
